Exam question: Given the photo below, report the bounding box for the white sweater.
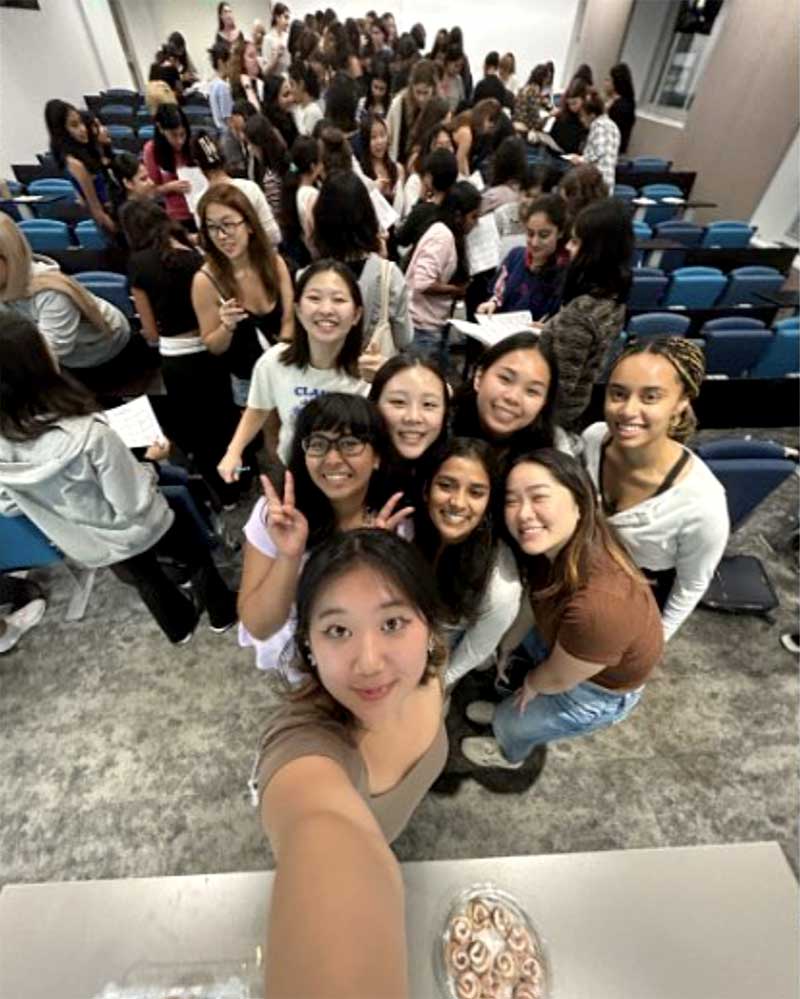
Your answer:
[444,542,522,689]
[581,422,730,641]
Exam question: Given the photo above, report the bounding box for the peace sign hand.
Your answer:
[260,471,309,559]
[373,491,414,532]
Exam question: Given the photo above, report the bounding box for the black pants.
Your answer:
[110,505,236,643]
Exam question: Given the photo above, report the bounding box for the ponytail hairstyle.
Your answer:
[504,448,644,608]
[280,135,320,244]
[611,337,705,443]
[319,125,353,176]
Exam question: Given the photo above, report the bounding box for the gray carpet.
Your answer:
[1,429,797,888]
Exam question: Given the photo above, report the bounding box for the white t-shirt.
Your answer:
[230,178,281,248]
[293,101,324,136]
[581,422,730,641]
[247,342,369,461]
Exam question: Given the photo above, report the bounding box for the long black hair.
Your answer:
[284,393,390,547]
[313,170,380,259]
[44,99,103,172]
[561,198,633,305]
[439,180,482,282]
[0,313,98,442]
[153,104,193,173]
[280,135,320,248]
[358,113,398,190]
[263,74,299,148]
[414,437,499,624]
[281,259,365,375]
[452,333,560,457]
[120,197,195,263]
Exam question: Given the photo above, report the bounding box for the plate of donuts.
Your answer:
[435,884,550,999]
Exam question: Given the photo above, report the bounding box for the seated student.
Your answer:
[451,332,573,464]
[405,180,481,361]
[290,62,325,138]
[221,99,257,176]
[192,183,294,407]
[368,353,450,505]
[121,197,243,509]
[397,147,458,250]
[0,314,236,645]
[312,171,412,356]
[582,338,729,641]
[538,198,632,431]
[414,438,522,690]
[558,162,608,231]
[256,529,447,998]
[358,113,406,216]
[472,51,514,111]
[0,215,135,377]
[462,449,663,770]
[238,394,412,674]
[477,193,567,320]
[44,99,116,235]
[207,41,234,131]
[563,87,621,193]
[142,104,195,229]
[192,132,281,247]
[218,259,370,479]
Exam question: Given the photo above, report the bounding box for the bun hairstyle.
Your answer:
[281,528,448,728]
[612,337,706,443]
[319,125,353,175]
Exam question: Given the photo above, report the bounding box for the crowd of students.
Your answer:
[1,6,734,996]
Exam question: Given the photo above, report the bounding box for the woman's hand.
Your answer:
[220,298,247,331]
[261,472,309,558]
[476,300,496,315]
[512,670,539,715]
[218,449,244,483]
[563,154,583,165]
[373,492,414,532]
[144,438,171,462]
[357,338,386,383]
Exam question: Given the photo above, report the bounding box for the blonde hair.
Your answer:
[0,214,111,335]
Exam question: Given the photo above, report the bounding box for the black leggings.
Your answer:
[110,505,235,643]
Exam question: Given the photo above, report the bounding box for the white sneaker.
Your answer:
[465,700,496,726]
[0,598,47,654]
[461,736,524,770]
[780,632,800,654]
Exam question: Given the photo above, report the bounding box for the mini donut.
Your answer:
[478,971,500,998]
[467,898,492,929]
[491,904,514,938]
[451,915,473,946]
[468,939,492,975]
[455,970,481,999]
[513,983,543,999]
[494,948,518,981]
[507,925,533,954]
[448,943,471,974]
[519,955,542,984]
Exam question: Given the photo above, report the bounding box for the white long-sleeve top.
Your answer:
[444,542,522,689]
[581,422,730,641]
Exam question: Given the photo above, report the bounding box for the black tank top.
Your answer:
[201,269,283,379]
[599,439,691,517]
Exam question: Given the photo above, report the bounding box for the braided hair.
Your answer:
[613,336,705,443]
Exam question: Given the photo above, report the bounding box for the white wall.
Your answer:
[0,0,131,177]
[750,132,800,247]
[119,0,580,89]
[619,0,675,103]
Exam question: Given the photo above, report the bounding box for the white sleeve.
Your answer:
[32,290,81,359]
[250,184,281,248]
[389,264,413,349]
[444,545,522,688]
[661,494,730,641]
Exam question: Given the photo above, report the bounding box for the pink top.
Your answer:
[143,140,191,222]
[405,222,458,330]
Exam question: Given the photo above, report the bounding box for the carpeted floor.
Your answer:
[0,429,797,889]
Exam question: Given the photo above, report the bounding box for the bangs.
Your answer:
[297,393,380,443]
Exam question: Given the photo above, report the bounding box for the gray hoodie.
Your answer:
[0,415,173,569]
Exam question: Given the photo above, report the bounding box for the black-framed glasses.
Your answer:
[301,434,369,458]
[206,219,246,238]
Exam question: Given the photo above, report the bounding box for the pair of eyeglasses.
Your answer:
[301,435,369,458]
[206,219,246,238]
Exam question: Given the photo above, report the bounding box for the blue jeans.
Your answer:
[493,680,644,762]
[413,327,450,365]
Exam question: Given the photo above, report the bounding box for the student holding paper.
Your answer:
[142,105,195,229]
[477,193,567,320]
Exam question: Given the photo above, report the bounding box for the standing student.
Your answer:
[558,162,608,230]
[498,52,518,95]
[402,95,452,180]
[604,63,637,155]
[142,104,195,228]
[451,332,572,464]
[281,135,322,263]
[386,58,437,163]
[582,338,729,640]
[263,74,299,149]
[244,113,289,224]
[237,394,411,673]
[480,136,529,215]
[414,438,522,689]
[477,193,567,319]
[208,42,234,131]
[221,99,256,176]
[462,449,663,770]
[538,198,632,430]
[263,3,292,78]
[313,171,412,354]
[358,113,406,216]
[256,529,447,999]
[439,44,466,112]
[192,132,281,248]
[564,87,621,193]
[405,180,481,361]
[44,100,116,235]
[513,64,548,135]
[214,3,244,49]
[192,184,294,406]
[356,59,391,123]
[451,98,503,178]
[549,78,589,156]
[472,51,514,110]
[230,39,266,110]
[167,31,198,87]
[121,197,242,507]
[0,314,236,645]
[398,143,457,240]
[289,61,324,136]
[217,259,370,478]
